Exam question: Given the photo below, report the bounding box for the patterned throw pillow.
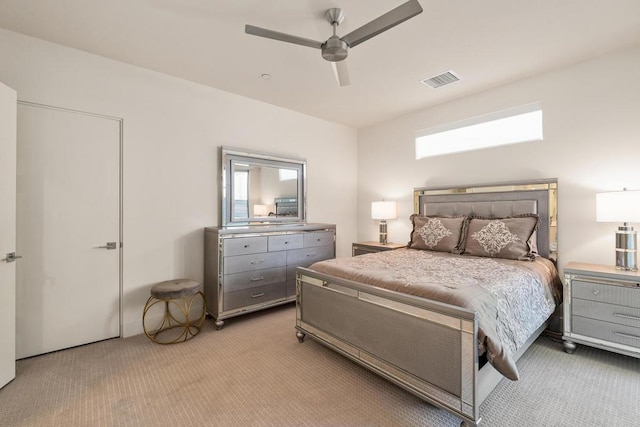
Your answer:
[463,215,539,260]
[408,214,467,253]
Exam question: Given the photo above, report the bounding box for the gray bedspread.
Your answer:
[308,248,562,380]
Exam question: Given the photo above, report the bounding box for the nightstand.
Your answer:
[563,262,640,359]
[352,241,405,256]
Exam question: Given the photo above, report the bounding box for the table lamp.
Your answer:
[371,201,397,245]
[596,189,640,271]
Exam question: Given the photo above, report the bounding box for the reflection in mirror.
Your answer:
[221,147,306,226]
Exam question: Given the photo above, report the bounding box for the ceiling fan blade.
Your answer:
[341,0,423,48]
[245,24,323,49]
[331,60,351,87]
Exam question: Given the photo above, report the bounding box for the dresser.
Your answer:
[563,262,640,358]
[204,223,335,329]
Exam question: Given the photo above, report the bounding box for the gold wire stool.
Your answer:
[143,279,206,344]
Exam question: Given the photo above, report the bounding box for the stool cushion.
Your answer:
[151,279,200,299]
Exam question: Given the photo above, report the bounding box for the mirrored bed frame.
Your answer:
[295,179,558,426]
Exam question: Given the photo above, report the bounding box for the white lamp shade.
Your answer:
[596,190,640,223]
[371,201,397,220]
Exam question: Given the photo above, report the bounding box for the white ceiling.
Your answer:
[1,0,640,128]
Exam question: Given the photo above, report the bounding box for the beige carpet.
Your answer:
[1,304,638,426]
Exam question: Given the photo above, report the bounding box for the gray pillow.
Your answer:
[408,214,467,253]
[463,214,539,260]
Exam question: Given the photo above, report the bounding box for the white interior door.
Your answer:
[0,82,17,387]
[16,103,121,359]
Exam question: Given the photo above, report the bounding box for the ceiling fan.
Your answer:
[245,0,423,87]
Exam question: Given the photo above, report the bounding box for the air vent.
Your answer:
[420,70,460,88]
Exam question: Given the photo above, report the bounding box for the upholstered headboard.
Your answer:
[414,179,557,260]
[274,197,298,216]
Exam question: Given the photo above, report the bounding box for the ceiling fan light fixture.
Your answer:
[244,0,423,86]
[321,36,349,62]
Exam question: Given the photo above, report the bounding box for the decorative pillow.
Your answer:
[408,214,467,253]
[463,214,539,260]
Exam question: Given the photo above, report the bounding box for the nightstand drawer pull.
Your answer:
[306,253,316,257]
[614,313,640,321]
[250,260,264,265]
[614,332,640,340]
[251,292,265,298]
[250,276,264,282]
[592,289,600,296]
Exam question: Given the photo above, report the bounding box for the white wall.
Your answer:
[0,28,358,337]
[358,45,640,271]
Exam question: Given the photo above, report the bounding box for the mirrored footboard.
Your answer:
[296,268,481,426]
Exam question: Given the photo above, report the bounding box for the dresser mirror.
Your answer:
[221,146,306,226]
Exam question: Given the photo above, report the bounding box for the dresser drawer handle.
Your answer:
[614,313,640,321]
[244,244,250,248]
[250,277,264,282]
[250,260,264,265]
[306,253,316,257]
[251,292,265,298]
[592,289,600,296]
[614,332,640,340]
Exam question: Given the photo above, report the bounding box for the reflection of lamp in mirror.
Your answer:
[596,189,640,271]
[253,204,269,217]
[371,201,397,245]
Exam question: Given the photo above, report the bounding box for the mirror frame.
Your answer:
[221,146,307,226]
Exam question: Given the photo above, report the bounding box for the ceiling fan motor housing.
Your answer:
[322,36,348,62]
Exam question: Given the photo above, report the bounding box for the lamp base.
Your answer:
[615,226,637,271]
[379,220,388,245]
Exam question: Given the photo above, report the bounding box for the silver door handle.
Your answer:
[2,252,23,263]
[96,242,117,250]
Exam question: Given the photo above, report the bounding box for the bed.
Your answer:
[295,179,560,426]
